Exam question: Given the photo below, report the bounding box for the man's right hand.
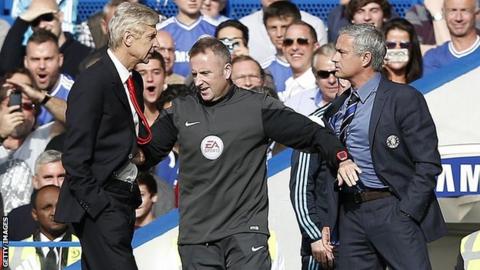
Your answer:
[318,227,335,269]
[312,234,334,269]
[0,105,24,139]
[337,159,361,187]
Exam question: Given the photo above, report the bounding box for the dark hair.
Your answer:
[286,21,318,43]
[27,29,59,49]
[0,68,41,118]
[157,83,195,109]
[136,171,157,195]
[189,36,231,65]
[347,0,391,21]
[382,18,423,83]
[144,51,166,74]
[232,55,265,80]
[215,19,249,45]
[263,1,301,26]
[31,185,60,209]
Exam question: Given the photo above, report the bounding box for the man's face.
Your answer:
[156,31,176,74]
[352,2,386,28]
[135,59,166,105]
[332,34,364,80]
[135,184,157,219]
[191,50,232,102]
[266,16,296,52]
[232,60,263,89]
[314,54,340,103]
[444,0,477,38]
[32,12,63,38]
[129,26,159,65]
[201,0,225,18]
[283,24,318,74]
[24,41,63,91]
[175,0,203,16]
[32,188,67,239]
[1,73,36,139]
[33,161,65,190]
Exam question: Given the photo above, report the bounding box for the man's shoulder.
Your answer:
[300,10,325,28]
[157,17,176,30]
[239,10,262,26]
[424,42,450,58]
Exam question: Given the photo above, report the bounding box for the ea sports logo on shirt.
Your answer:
[201,135,224,160]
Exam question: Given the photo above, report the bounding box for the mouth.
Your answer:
[146,86,156,92]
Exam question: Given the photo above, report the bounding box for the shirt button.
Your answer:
[128,154,133,159]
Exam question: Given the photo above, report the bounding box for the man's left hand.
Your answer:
[337,159,361,187]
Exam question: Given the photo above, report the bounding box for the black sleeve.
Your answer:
[141,107,178,169]
[262,96,346,169]
[289,150,325,242]
[0,18,28,76]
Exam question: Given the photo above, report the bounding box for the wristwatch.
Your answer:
[41,94,52,105]
[336,150,348,162]
[432,12,443,21]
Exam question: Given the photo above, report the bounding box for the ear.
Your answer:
[151,194,158,203]
[361,51,373,68]
[32,208,38,222]
[100,18,108,35]
[224,62,232,80]
[57,11,64,22]
[24,55,28,68]
[32,176,39,190]
[124,31,135,47]
[58,53,64,67]
[313,41,320,50]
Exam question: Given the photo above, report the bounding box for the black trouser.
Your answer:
[337,196,431,270]
[179,233,271,270]
[73,180,141,270]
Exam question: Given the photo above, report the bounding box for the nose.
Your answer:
[244,77,252,87]
[39,59,46,69]
[152,37,159,50]
[146,71,154,82]
[363,11,371,21]
[331,52,339,63]
[52,178,60,187]
[328,73,337,84]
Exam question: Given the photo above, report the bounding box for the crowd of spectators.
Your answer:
[0,0,479,267]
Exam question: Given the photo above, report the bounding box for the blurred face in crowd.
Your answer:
[33,161,66,189]
[175,0,203,16]
[156,31,176,75]
[1,72,36,139]
[216,26,248,58]
[135,184,158,220]
[24,40,63,91]
[283,24,318,75]
[265,16,296,52]
[135,58,166,105]
[31,12,63,38]
[352,2,386,28]
[314,53,341,103]
[191,49,232,102]
[201,0,225,18]
[32,187,67,240]
[385,28,410,72]
[231,59,264,89]
[332,34,365,81]
[444,0,478,38]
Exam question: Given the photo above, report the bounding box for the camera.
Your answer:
[385,48,409,63]
[8,89,22,112]
[219,38,240,54]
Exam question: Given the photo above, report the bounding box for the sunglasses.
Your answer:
[31,13,56,28]
[283,38,310,47]
[22,103,36,111]
[385,41,411,49]
[316,70,336,79]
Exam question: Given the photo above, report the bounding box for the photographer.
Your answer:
[0,68,66,214]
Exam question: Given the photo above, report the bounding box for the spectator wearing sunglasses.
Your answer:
[289,43,349,270]
[262,1,301,96]
[0,68,66,215]
[382,18,423,84]
[0,0,91,78]
[286,43,349,116]
[282,21,319,103]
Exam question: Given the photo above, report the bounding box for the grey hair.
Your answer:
[108,2,159,49]
[34,150,62,174]
[311,43,336,73]
[338,24,386,71]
